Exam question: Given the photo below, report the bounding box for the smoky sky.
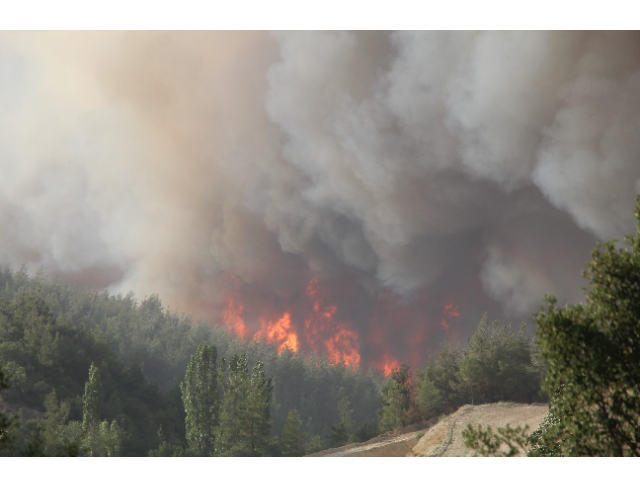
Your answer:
[1,31,640,363]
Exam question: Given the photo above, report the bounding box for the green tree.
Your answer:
[217,354,272,456]
[417,341,465,418]
[148,426,185,457]
[458,315,542,405]
[82,363,102,431]
[305,434,325,454]
[526,410,563,457]
[79,363,122,456]
[458,314,492,405]
[329,397,356,447]
[281,408,306,456]
[180,343,219,456]
[462,423,529,456]
[0,267,383,450]
[42,389,79,456]
[0,363,17,452]
[354,420,379,442]
[534,196,640,456]
[378,363,417,432]
[245,361,273,455]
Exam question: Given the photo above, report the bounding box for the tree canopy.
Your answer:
[181,344,219,456]
[534,196,640,456]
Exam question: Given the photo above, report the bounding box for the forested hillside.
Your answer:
[0,268,382,455]
[0,267,548,456]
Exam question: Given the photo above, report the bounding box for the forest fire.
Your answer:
[222,295,248,340]
[303,279,360,368]
[372,353,401,377]
[220,278,361,368]
[220,276,462,374]
[255,312,299,353]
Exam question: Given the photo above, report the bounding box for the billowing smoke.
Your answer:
[1,31,639,370]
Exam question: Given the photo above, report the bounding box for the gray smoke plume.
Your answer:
[1,31,639,364]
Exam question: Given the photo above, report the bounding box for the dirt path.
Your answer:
[308,402,548,457]
[412,402,548,457]
[306,420,435,457]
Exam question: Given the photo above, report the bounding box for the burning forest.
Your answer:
[1,31,640,373]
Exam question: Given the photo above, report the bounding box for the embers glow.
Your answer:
[255,312,299,353]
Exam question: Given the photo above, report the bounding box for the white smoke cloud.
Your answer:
[0,31,639,332]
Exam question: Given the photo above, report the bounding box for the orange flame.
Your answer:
[304,279,360,368]
[324,327,360,368]
[222,295,248,340]
[255,312,299,353]
[372,353,401,377]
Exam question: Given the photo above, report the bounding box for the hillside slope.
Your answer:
[309,402,548,457]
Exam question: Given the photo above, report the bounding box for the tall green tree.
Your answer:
[535,196,640,456]
[42,389,79,456]
[0,363,17,452]
[458,315,542,405]
[79,363,122,456]
[217,354,272,456]
[245,361,273,455]
[329,397,356,448]
[378,363,417,432]
[217,354,247,455]
[82,363,102,431]
[458,314,491,405]
[281,408,306,456]
[180,343,219,456]
[417,341,464,418]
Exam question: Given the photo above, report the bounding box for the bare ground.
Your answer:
[412,402,548,457]
[308,402,548,457]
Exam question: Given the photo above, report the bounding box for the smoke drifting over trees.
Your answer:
[1,31,639,368]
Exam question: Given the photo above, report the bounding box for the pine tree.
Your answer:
[82,363,102,431]
[281,408,306,456]
[43,389,79,456]
[245,361,272,455]
[180,343,219,456]
[378,363,417,432]
[329,397,356,447]
[417,341,464,418]
[0,363,17,452]
[217,354,248,455]
[217,354,272,456]
[79,363,122,456]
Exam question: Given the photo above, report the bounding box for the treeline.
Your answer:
[0,267,549,456]
[0,288,185,455]
[376,314,546,432]
[5,199,640,457]
[0,268,381,455]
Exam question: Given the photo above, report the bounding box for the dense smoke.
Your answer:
[1,31,639,369]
